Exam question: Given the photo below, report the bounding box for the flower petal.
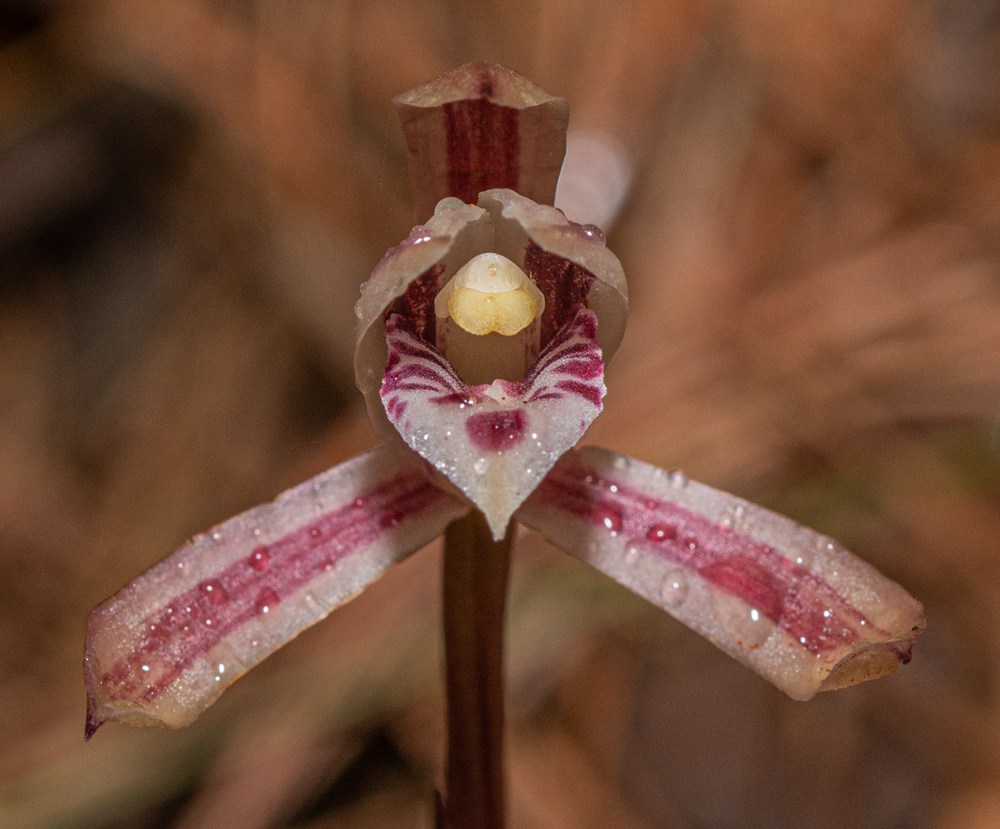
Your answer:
[381,308,606,539]
[84,447,468,735]
[518,447,924,700]
[394,61,569,218]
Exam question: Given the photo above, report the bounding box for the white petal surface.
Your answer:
[381,308,606,539]
[85,447,468,733]
[518,446,924,700]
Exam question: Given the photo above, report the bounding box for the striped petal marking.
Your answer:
[84,447,468,734]
[381,306,606,539]
[518,447,925,700]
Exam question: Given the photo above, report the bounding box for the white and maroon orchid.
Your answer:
[84,63,923,744]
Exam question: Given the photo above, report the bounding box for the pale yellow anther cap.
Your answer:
[434,253,544,336]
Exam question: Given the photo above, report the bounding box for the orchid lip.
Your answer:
[380,306,606,538]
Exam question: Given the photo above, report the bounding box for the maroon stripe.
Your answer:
[443,98,520,203]
[536,460,887,655]
[522,244,595,343]
[554,379,603,407]
[102,474,449,703]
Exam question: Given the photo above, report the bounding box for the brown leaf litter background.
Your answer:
[1,1,999,827]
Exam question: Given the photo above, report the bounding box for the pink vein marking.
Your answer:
[101,473,449,703]
[536,459,891,655]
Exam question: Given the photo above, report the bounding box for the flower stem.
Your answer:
[441,511,512,829]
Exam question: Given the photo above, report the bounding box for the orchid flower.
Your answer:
[85,63,923,748]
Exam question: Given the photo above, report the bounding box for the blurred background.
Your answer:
[2,1,999,827]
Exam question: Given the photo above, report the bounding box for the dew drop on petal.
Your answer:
[595,506,623,534]
[248,548,270,572]
[667,469,688,490]
[659,571,689,607]
[255,587,280,615]
[712,594,776,649]
[623,543,641,565]
[380,508,402,528]
[473,457,488,475]
[199,579,228,606]
[646,523,677,543]
[719,504,746,533]
[579,224,606,242]
[793,545,813,568]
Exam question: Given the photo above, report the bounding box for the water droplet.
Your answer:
[211,531,223,542]
[646,523,677,543]
[309,526,322,540]
[815,536,836,554]
[712,594,776,649]
[473,457,488,475]
[608,483,619,494]
[659,571,689,607]
[176,560,186,571]
[624,543,641,564]
[199,579,229,606]
[252,527,262,537]
[248,548,270,572]
[353,496,367,509]
[140,664,151,673]
[667,469,688,490]
[718,504,746,533]
[595,506,623,534]
[255,587,280,615]
[578,223,606,243]
[612,456,630,471]
[380,508,402,528]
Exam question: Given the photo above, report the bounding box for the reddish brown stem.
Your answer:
[441,511,512,829]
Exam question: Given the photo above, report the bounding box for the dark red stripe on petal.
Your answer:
[534,461,884,655]
[554,379,603,407]
[100,474,450,704]
[443,99,519,203]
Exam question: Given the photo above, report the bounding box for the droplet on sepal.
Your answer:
[594,505,623,534]
[660,571,689,607]
[646,523,677,543]
[254,587,280,615]
[713,593,776,650]
[248,548,270,572]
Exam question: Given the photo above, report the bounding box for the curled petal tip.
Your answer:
[816,621,924,696]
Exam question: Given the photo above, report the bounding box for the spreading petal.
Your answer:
[381,307,606,538]
[518,447,924,700]
[84,447,468,734]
